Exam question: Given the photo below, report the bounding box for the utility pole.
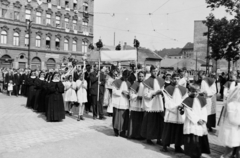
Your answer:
[114,32,115,46]
[26,20,33,69]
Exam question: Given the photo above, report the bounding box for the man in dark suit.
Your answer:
[84,64,92,114]
[90,65,106,120]
[74,66,81,82]
[13,69,22,96]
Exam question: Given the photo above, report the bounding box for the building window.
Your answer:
[55,38,60,49]
[1,31,7,44]
[82,41,88,53]
[47,0,51,3]
[73,0,77,10]
[73,20,77,30]
[46,37,51,48]
[82,21,88,26]
[65,1,69,8]
[36,12,42,24]
[13,32,20,46]
[25,9,31,20]
[64,39,69,51]
[72,40,77,51]
[2,9,7,18]
[56,16,60,28]
[83,2,88,12]
[65,18,69,29]
[25,34,29,46]
[36,35,41,47]
[46,14,51,25]
[14,11,20,20]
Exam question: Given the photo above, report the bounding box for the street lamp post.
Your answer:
[26,20,32,69]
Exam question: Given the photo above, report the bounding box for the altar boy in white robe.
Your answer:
[141,65,165,145]
[161,73,188,153]
[182,84,210,158]
[128,71,145,139]
[200,75,217,132]
[112,70,131,137]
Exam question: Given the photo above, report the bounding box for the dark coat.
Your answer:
[90,71,106,96]
[26,77,37,109]
[13,73,22,85]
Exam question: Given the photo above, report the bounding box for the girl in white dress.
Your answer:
[76,73,88,121]
[64,75,77,115]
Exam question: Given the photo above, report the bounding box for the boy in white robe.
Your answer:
[141,65,165,145]
[200,75,217,132]
[182,84,210,158]
[112,70,131,137]
[128,71,145,139]
[161,73,188,153]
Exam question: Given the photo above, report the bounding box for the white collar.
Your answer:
[52,79,60,82]
[31,76,36,79]
[39,78,44,81]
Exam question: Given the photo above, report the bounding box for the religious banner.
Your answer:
[100,50,137,62]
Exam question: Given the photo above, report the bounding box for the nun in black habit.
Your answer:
[26,71,37,109]
[46,72,65,122]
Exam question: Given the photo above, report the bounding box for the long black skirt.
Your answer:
[46,93,65,121]
[26,86,36,109]
[141,112,164,140]
[184,134,210,158]
[128,111,144,139]
[112,107,129,132]
[207,114,216,128]
[162,123,184,146]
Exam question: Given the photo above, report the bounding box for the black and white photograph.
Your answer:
[0,0,240,158]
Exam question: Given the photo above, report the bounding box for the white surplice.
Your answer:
[223,81,236,102]
[64,81,77,102]
[130,83,144,112]
[200,80,217,115]
[164,87,188,124]
[112,81,129,110]
[184,98,208,136]
[143,79,164,112]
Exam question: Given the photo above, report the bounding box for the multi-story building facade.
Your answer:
[0,0,94,70]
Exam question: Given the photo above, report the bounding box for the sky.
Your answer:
[93,0,229,51]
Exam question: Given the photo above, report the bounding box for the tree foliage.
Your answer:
[206,0,240,14]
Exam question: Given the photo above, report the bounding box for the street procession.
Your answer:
[0,0,240,158]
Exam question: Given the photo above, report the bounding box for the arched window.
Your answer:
[25,34,29,46]
[46,58,56,70]
[83,2,88,12]
[1,31,7,44]
[46,36,51,48]
[13,32,19,46]
[64,39,69,51]
[82,41,88,53]
[25,9,31,20]
[72,40,77,52]
[55,38,60,49]
[36,35,41,47]
[36,12,42,24]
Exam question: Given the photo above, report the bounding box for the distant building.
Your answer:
[0,0,94,69]
[156,42,194,59]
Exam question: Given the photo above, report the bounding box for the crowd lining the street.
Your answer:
[0,64,240,158]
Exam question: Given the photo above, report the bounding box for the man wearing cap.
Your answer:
[161,73,188,153]
[141,65,165,145]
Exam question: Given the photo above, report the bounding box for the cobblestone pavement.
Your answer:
[0,93,223,158]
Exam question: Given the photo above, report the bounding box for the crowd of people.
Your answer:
[0,64,240,158]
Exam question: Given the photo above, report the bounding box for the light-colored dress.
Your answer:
[106,76,115,113]
[76,80,88,104]
[64,81,77,102]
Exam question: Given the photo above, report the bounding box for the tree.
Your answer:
[206,0,240,14]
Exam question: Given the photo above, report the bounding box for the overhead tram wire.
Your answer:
[150,0,171,15]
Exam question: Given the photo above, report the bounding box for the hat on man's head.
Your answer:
[189,83,200,92]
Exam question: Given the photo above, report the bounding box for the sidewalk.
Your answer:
[0,93,223,158]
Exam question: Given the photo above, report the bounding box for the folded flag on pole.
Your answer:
[100,50,137,62]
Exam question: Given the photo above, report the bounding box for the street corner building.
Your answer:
[0,0,94,70]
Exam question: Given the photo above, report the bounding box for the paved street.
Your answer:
[0,93,224,158]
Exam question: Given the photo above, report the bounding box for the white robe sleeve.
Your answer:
[72,82,77,90]
[185,108,199,124]
[112,86,122,97]
[164,93,179,111]
[143,87,154,100]
[200,106,208,123]
[130,90,138,101]
[83,80,87,89]
[227,101,240,126]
